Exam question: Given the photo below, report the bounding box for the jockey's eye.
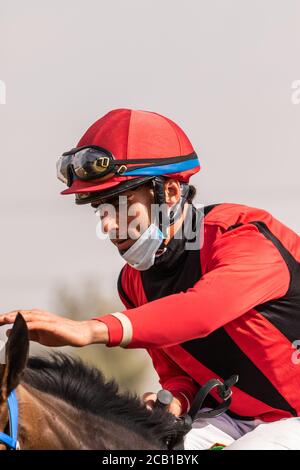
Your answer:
[107,196,119,208]
[108,193,134,209]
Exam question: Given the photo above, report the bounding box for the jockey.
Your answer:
[1,108,300,450]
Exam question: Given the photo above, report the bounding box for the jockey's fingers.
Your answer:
[0,311,58,324]
[1,313,42,324]
[0,312,24,324]
[0,310,35,323]
[6,321,55,336]
[142,392,157,403]
[2,308,43,317]
[0,311,19,323]
[145,400,156,411]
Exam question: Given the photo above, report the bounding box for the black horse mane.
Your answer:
[23,353,188,448]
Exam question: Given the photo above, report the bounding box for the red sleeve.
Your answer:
[147,348,199,414]
[96,224,290,349]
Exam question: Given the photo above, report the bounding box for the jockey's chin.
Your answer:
[112,237,136,253]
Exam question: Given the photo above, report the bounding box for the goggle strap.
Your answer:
[117,154,197,172]
[62,150,197,166]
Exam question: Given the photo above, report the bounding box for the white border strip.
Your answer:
[111,312,133,347]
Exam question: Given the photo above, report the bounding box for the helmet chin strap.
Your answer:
[119,177,191,270]
[151,177,190,249]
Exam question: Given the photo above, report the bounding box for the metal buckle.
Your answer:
[116,164,127,175]
[98,156,110,168]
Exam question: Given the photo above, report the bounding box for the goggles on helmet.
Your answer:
[57,145,199,187]
[56,145,127,186]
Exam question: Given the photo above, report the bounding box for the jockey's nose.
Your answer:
[102,216,119,236]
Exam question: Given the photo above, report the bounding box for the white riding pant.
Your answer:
[183,407,300,450]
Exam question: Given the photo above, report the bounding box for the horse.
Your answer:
[0,314,190,450]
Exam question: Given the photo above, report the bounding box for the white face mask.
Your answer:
[120,183,189,270]
[121,223,164,271]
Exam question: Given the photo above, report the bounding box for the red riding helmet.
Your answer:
[57,108,200,204]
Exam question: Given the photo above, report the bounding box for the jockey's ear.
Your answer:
[163,179,181,207]
[0,313,29,401]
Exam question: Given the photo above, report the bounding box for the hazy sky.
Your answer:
[0,1,299,385]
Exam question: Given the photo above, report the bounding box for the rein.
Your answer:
[188,374,239,420]
[156,374,239,450]
[0,390,19,450]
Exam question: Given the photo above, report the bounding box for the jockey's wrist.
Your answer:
[91,313,132,347]
[85,320,109,345]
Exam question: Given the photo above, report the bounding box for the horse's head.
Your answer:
[0,314,29,449]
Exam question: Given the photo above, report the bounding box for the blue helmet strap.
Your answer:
[0,389,19,450]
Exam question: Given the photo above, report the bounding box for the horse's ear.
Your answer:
[0,313,29,401]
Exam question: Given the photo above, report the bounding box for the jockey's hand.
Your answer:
[0,309,108,347]
[142,391,182,417]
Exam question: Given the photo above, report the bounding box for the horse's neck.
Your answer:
[17,383,99,449]
[17,384,159,450]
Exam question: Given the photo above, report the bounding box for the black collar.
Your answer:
[149,205,202,274]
